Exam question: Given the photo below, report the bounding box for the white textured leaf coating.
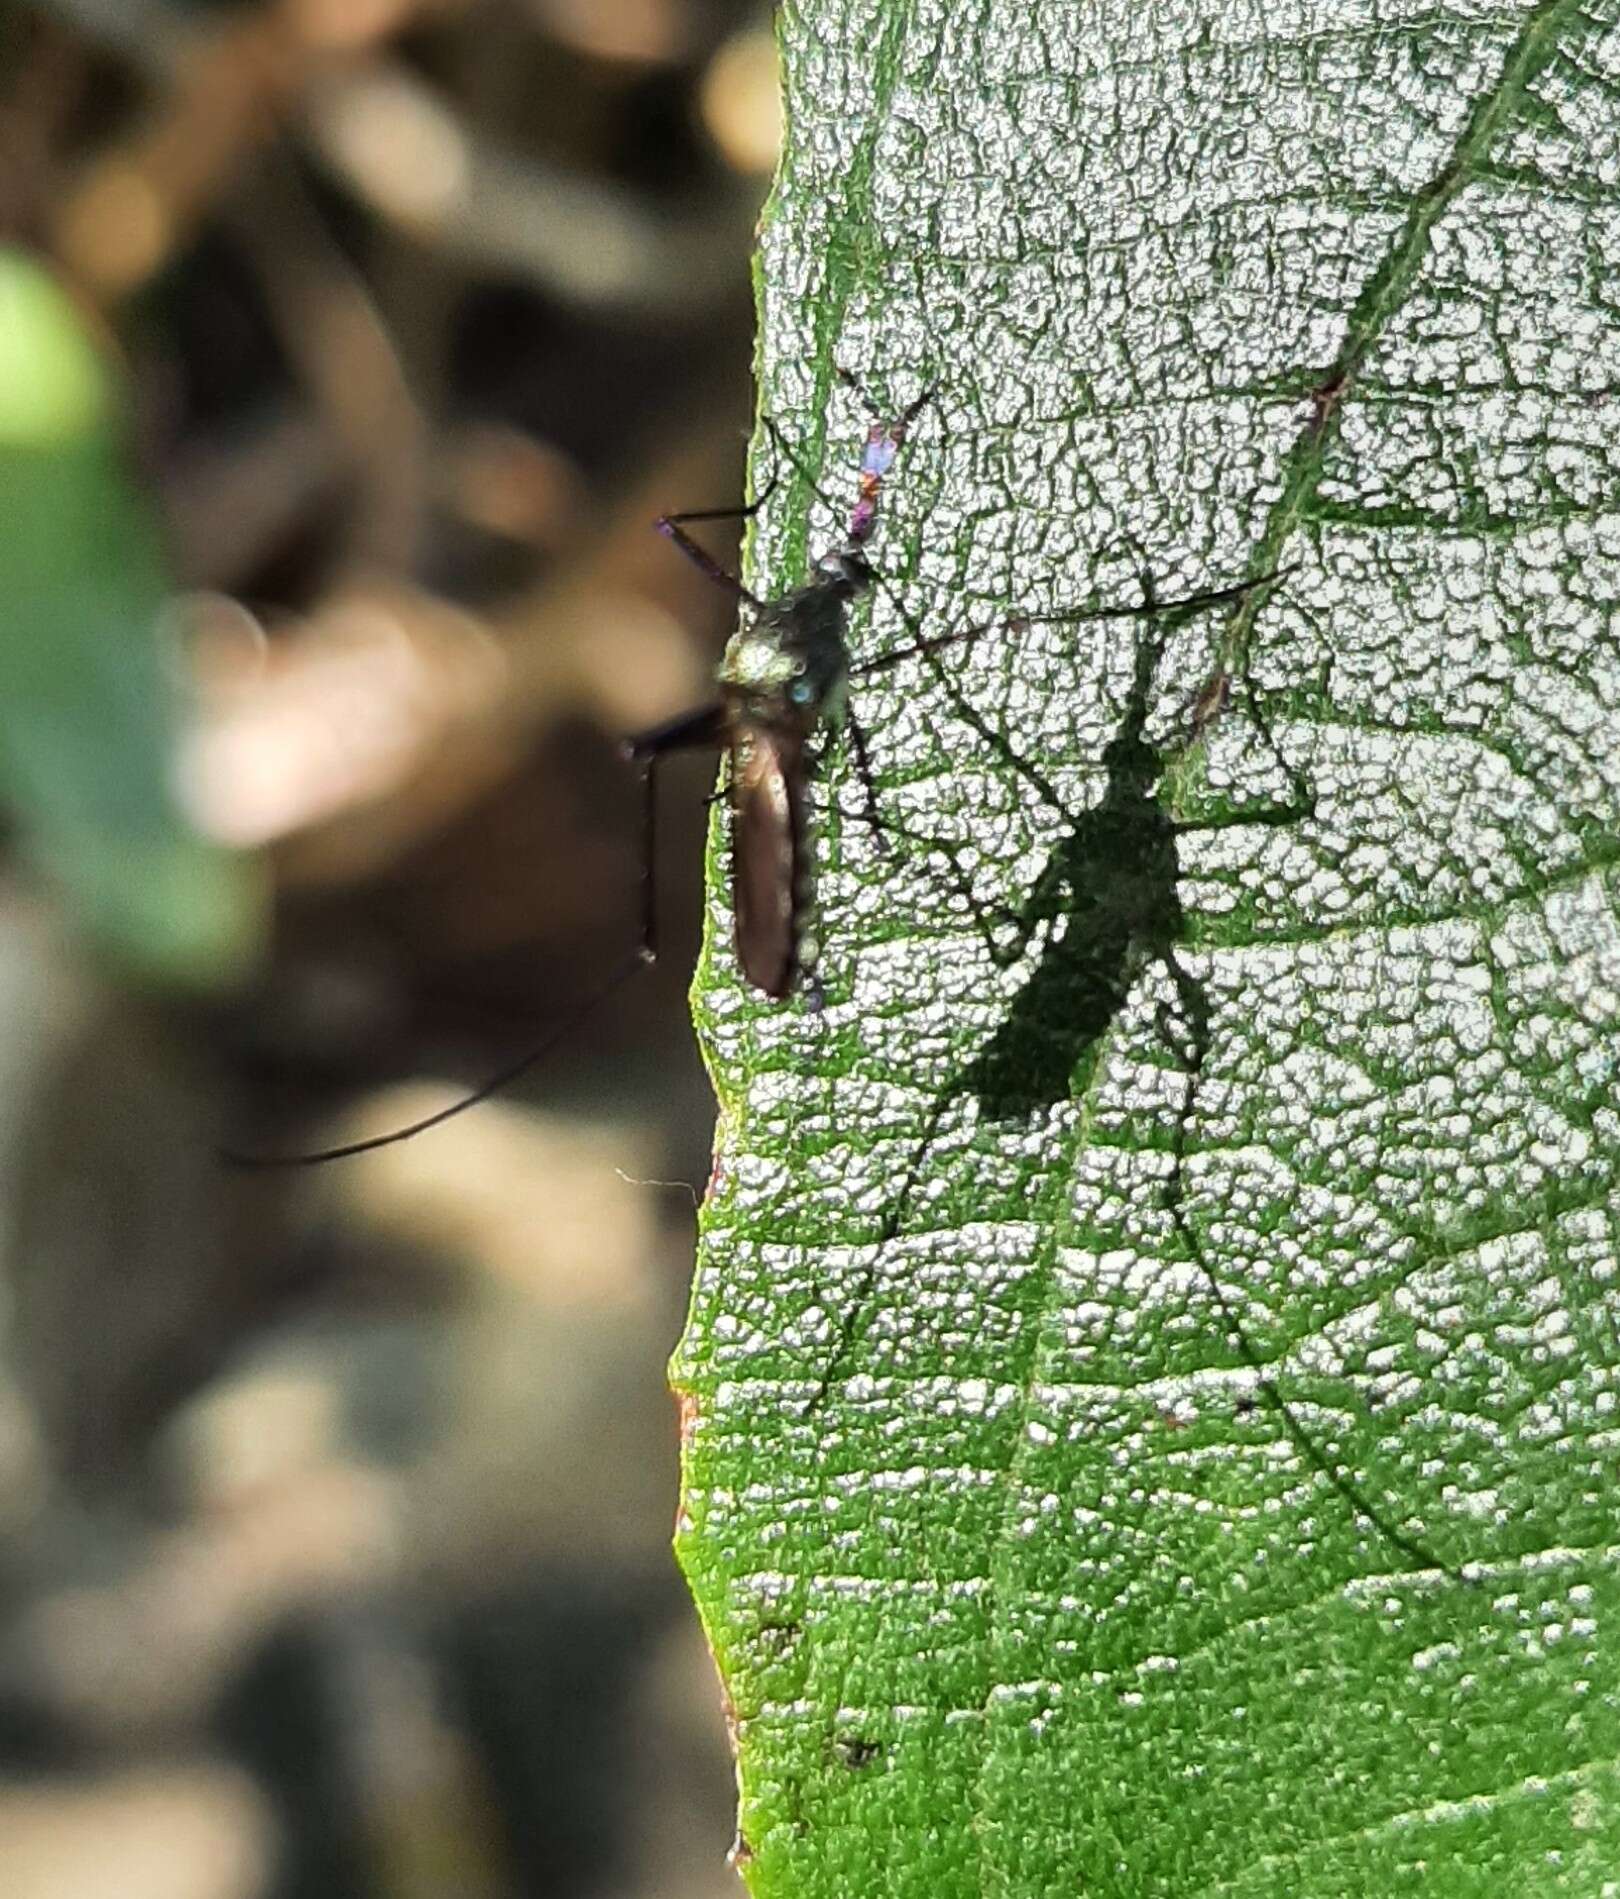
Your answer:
[677,3,1620,1892]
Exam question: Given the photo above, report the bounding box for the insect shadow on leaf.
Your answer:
[809,587,1465,1581]
[1153,930,1462,1579]
[954,581,1215,1122]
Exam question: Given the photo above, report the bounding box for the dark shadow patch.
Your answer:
[832,1732,883,1770]
[961,605,1190,1122]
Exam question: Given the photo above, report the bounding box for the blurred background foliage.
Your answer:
[0,1,772,1893]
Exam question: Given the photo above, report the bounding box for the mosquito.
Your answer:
[624,369,939,1005]
[226,373,1277,1166]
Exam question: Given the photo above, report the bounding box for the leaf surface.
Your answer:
[674,3,1620,1892]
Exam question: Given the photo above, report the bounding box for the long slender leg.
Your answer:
[222,705,729,1168]
[847,568,1293,835]
[654,475,780,605]
[762,372,935,553]
[834,694,1038,975]
[760,416,905,568]
[924,657,1073,821]
[624,700,724,958]
[1156,946,1457,1577]
[923,831,1043,970]
[626,699,730,760]
[818,704,1050,970]
[807,777,1038,971]
[833,364,938,431]
[857,586,1078,824]
[761,417,842,528]
[623,700,733,977]
[1171,790,1315,840]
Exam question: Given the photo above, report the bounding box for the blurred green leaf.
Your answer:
[675,1,1620,1892]
[0,250,260,984]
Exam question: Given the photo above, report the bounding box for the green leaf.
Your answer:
[673,2,1620,1893]
[0,250,261,984]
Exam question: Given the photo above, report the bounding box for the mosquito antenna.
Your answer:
[222,741,668,1169]
[833,362,939,430]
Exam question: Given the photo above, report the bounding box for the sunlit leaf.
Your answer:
[675,2,1620,1891]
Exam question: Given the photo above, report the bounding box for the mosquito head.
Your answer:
[814,547,874,595]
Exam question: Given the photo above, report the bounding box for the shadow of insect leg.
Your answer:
[842,703,896,858]
[1154,947,1461,1579]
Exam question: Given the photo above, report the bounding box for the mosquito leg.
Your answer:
[853,568,1296,834]
[625,699,735,959]
[804,1088,952,1412]
[858,589,1081,828]
[224,756,654,1165]
[852,568,1291,683]
[1155,947,1212,1075]
[221,949,652,1166]
[654,473,780,605]
[934,841,1041,969]
[813,775,1039,972]
[655,516,760,604]
[1169,702,1316,840]
[1171,790,1314,840]
[222,704,730,1169]
[625,700,730,760]
[761,417,904,568]
[763,369,935,554]
[762,417,843,528]
[832,363,938,431]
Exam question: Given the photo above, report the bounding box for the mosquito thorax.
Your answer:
[720,582,853,732]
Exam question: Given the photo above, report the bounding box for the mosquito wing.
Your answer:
[729,723,808,999]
